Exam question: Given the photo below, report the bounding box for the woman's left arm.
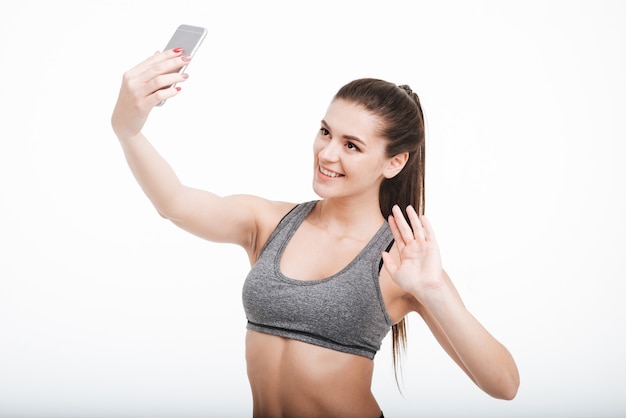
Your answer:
[381,205,520,400]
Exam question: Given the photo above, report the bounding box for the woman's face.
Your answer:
[312,99,398,202]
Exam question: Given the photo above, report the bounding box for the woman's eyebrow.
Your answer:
[320,119,367,147]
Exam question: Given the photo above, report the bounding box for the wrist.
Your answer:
[115,129,144,144]
[412,278,456,312]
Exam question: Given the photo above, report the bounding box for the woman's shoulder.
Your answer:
[235,195,298,218]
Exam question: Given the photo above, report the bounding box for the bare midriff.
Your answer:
[245,330,383,418]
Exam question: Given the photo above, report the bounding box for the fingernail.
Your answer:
[173,47,183,53]
[181,73,189,79]
[175,86,181,91]
[182,55,192,62]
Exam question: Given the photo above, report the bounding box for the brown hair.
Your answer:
[334,78,426,384]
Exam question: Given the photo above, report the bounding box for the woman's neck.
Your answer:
[311,197,385,240]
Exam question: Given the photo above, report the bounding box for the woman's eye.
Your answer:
[320,127,330,136]
[346,142,360,152]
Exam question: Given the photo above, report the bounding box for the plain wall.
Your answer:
[1,1,625,417]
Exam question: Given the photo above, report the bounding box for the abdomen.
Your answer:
[245,330,382,418]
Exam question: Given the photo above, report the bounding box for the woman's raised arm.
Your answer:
[111,49,267,251]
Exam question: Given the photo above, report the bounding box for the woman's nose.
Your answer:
[318,138,340,162]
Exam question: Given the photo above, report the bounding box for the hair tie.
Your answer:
[398,84,413,95]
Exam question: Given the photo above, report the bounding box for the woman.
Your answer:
[111,48,519,417]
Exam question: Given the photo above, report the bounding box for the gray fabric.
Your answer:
[242,200,393,359]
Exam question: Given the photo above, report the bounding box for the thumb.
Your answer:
[381,251,398,277]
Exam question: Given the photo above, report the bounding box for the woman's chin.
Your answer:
[312,180,333,199]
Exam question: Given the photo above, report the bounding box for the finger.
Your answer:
[143,71,189,97]
[142,48,184,69]
[420,215,437,243]
[392,204,415,244]
[127,50,189,86]
[148,84,183,107]
[140,56,190,87]
[381,251,398,277]
[387,215,405,252]
[406,205,425,241]
[124,50,170,79]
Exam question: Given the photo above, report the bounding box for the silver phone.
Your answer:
[157,24,207,106]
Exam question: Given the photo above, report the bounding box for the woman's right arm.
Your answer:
[111,49,268,251]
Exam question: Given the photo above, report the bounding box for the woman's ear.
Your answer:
[383,152,409,179]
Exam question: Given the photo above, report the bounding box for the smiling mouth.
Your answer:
[319,166,344,178]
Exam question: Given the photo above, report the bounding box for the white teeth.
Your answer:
[320,167,341,178]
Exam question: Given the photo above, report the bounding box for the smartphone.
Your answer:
[157,24,207,106]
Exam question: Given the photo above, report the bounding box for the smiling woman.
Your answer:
[111,50,519,417]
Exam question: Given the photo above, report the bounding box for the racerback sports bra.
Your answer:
[242,200,393,359]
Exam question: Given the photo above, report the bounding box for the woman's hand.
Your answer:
[111,48,191,140]
[382,205,444,299]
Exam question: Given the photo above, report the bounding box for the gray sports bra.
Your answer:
[242,200,394,359]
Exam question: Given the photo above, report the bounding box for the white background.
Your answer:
[1,1,625,417]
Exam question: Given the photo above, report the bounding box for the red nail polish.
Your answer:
[175,86,181,92]
[173,47,183,53]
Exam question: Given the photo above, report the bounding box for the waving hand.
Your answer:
[381,205,444,299]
